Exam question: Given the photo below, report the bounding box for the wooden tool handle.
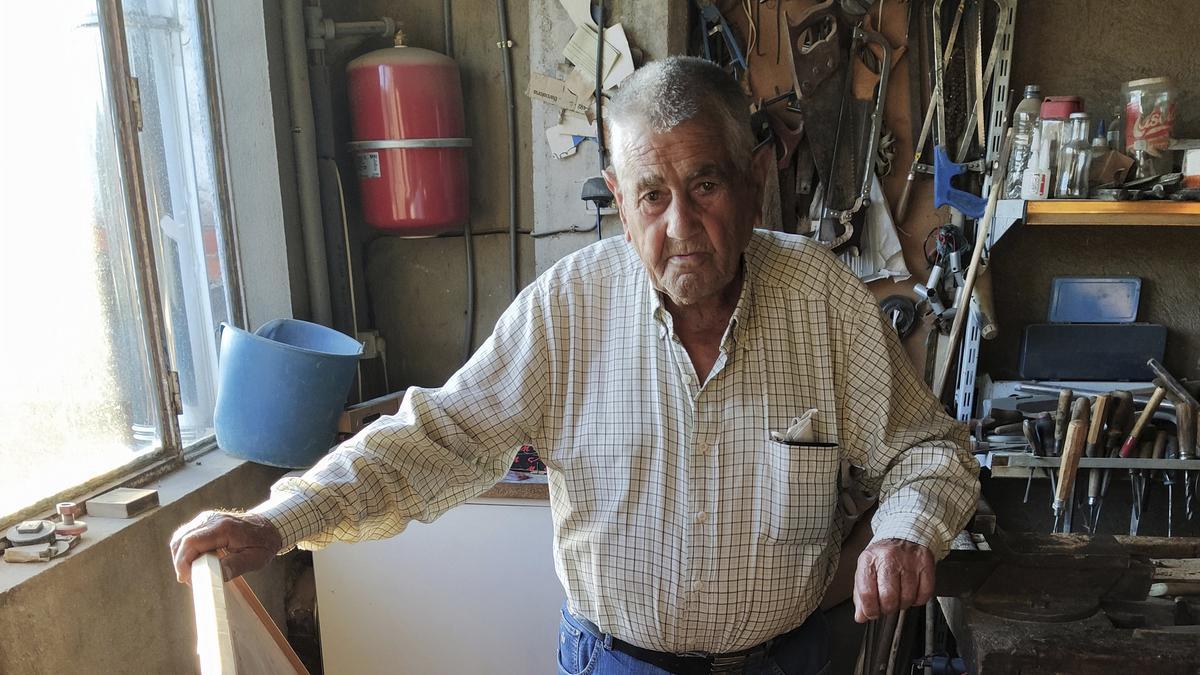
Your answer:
[1054,389,1073,454]
[1087,463,1103,498]
[1056,419,1088,505]
[1178,403,1197,461]
[1120,386,1167,458]
[1086,395,1110,457]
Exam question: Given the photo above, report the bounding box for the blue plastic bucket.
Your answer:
[214,319,363,468]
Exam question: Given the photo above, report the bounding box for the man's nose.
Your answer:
[664,193,703,240]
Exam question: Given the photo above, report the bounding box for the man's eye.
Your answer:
[698,181,717,193]
[642,191,660,203]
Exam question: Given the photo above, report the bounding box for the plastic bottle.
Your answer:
[1056,113,1092,198]
[1020,124,1051,200]
[1003,85,1043,198]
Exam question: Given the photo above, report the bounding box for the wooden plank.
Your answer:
[191,553,309,675]
[337,390,407,434]
[192,554,237,675]
[1152,559,1200,582]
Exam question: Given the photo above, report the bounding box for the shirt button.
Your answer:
[694,511,708,524]
[692,580,704,593]
[697,441,710,455]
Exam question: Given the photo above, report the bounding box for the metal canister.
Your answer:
[1123,77,1176,179]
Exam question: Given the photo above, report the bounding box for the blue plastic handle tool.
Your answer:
[694,0,747,71]
[934,145,987,219]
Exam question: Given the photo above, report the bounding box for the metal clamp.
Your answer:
[348,138,472,151]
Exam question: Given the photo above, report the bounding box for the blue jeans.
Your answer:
[556,605,831,675]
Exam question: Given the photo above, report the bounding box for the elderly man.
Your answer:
[173,56,978,674]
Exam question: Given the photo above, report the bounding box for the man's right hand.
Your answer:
[170,510,283,585]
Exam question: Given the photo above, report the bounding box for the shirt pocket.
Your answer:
[759,441,841,545]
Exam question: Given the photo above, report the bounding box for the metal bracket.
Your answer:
[954,0,1019,422]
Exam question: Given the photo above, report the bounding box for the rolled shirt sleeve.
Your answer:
[836,292,981,560]
[250,277,551,552]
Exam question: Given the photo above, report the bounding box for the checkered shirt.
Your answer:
[252,229,980,653]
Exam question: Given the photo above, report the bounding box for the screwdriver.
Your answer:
[1163,436,1179,536]
[1093,391,1134,529]
[1052,397,1090,534]
[1083,395,1110,532]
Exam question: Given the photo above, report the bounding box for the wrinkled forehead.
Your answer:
[608,117,740,186]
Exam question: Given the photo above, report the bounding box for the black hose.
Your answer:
[496,0,518,299]
[593,1,607,172]
[593,1,607,242]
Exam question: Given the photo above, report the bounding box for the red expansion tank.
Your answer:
[347,37,470,235]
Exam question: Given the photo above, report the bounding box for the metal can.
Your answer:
[1123,77,1176,179]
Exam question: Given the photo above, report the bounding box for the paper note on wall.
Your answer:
[563,24,621,84]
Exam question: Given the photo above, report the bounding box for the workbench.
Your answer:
[936,532,1200,674]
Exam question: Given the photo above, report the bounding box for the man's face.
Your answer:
[604,119,766,308]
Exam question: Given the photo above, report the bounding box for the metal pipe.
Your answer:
[281,0,333,325]
[1017,383,1178,413]
[496,0,518,299]
[328,20,394,36]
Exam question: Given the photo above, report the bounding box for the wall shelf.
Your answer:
[988,199,1200,247]
[1024,200,1200,226]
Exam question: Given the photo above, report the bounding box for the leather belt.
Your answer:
[568,611,787,675]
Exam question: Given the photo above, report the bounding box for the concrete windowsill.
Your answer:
[0,451,283,595]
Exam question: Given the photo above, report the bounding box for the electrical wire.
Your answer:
[331,161,364,402]
[496,0,518,299]
[445,0,475,366]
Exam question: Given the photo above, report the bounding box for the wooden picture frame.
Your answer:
[191,553,309,675]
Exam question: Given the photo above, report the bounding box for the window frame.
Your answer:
[0,0,243,529]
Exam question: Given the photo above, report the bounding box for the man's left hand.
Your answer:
[852,538,934,623]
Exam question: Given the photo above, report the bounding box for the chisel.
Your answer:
[1130,437,1156,536]
[1052,397,1090,534]
[1178,403,1196,519]
[1083,395,1110,532]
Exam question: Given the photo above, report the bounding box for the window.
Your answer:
[0,0,238,523]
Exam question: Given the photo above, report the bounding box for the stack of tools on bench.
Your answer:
[977,357,1200,537]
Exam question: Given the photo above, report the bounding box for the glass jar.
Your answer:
[1123,77,1175,179]
[1055,113,1092,199]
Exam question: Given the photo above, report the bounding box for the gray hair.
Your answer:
[605,57,755,176]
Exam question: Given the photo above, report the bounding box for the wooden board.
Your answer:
[191,553,309,675]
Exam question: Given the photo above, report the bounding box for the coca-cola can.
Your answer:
[1123,77,1176,179]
